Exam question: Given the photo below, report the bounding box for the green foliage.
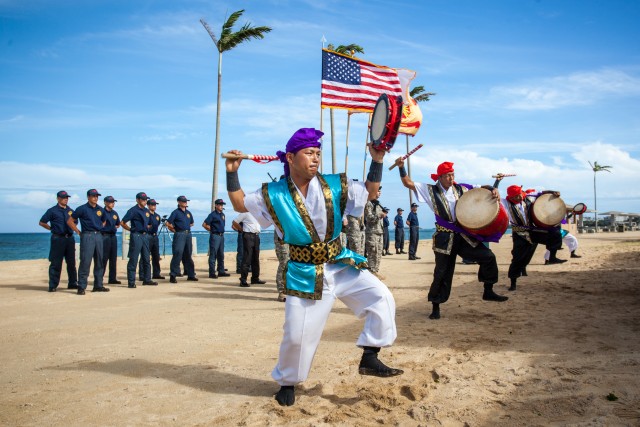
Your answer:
[410,85,436,103]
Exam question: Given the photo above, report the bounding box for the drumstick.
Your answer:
[388,144,424,170]
[491,173,517,178]
[221,153,279,162]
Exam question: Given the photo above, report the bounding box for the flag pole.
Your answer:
[362,113,371,181]
[345,112,351,173]
[319,107,324,173]
[330,108,336,173]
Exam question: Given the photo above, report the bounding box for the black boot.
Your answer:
[483,283,509,302]
[548,249,567,264]
[509,278,517,291]
[275,385,295,406]
[396,249,400,254]
[429,302,441,320]
[358,347,403,377]
[571,251,581,258]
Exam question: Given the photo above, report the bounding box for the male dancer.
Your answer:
[226,128,402,406]
[395,158,508,320]
[500,184,566,291]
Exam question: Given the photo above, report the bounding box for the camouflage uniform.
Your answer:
[364,201,384,273]
[274,232,289,295]
[346,214,364,255]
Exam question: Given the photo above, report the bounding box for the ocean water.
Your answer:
[0,229,439,261]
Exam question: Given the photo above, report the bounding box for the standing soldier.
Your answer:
[232,211,265,287]
[406,203,421,260]
[364,187,384,278]
[203,199,231,279]
[121,192,157,288]
[394,208,406,254]
[140,199,165,280]
[274,232,289,302]
[381,207,391,256]
[167,195,197,283]
[102,195,121,285]
[67,189,108,295]
[39,190,78,292]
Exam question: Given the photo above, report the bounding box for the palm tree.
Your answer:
[588,161,612,231]
[201,11,271,209]
[333,44,364,57]
[406,86,435,203]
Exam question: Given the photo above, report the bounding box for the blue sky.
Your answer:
[1,0,639,232]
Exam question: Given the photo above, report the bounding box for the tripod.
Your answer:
[158,215,172,257]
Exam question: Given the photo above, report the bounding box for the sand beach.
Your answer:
[1,232,639,426]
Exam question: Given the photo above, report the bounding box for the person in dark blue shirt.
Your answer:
[406,203,421,260]
[167,195,197,283]
[39,190,78,292]
[121,192,156,288]
[203,199,231,279]
[139,199,165,280]
[393,208,406,255]
[67,189,108,295]
[101,195,121,285]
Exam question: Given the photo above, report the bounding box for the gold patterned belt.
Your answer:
[511,225,534,233]
[289,236,342,265]
[435,224,454,233]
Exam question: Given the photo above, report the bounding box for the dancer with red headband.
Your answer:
[226,128,403,407]
[394,158,508,320]
[498,180,566,292]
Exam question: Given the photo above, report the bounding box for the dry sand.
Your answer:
[1,232,639,426]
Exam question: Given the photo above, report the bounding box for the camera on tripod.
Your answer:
[160,215,168,224]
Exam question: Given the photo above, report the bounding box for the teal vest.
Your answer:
[262,173,368,300]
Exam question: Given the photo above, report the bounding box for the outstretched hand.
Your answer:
[225,150,243,172]
[393,156,405,169]
[368,143,386,163]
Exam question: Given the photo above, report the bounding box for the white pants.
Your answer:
[544,233,579,260]
[272,263,397,386]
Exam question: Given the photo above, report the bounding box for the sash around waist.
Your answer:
[289,237,342,265]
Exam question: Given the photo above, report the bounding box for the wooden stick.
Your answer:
[388,143,424,170]
[491,173,517,178]
[221,153,279,161]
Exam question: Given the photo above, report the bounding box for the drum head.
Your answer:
[573,202,587,214]
[370,94,390,146]
[532,193,566,227]
[455,188,498,230]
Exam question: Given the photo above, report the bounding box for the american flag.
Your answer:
[321,49,402,112]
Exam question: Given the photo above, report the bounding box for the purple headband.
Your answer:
[276,128,324,176]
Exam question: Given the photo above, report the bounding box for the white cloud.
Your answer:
[491,68,640,110]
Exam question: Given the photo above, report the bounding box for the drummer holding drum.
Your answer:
[500,183,566,292]
[394,159,509,320]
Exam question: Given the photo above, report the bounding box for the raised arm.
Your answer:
[393,157,416,191]
[364,145,385,201]
[225,150,248,213]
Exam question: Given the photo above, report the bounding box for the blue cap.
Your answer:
[56,190,70,198]
[87,189,101,197]
[148,199,158,205]
[177,195,189,202]
[136,192,149,200]
[104,196,117,203]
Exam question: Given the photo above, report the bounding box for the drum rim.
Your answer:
[370,94,390,145]
[531,193,566,227]
[573,202,587,214]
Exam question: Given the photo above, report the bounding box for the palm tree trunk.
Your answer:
[593,172,598,232]
[212,51,223,211]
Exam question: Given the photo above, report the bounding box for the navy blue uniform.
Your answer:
[102,208,120,283]
[71,203,107,290]
[204,210,226,276]
[40,204,78,290]
[139,211,162,279]
[394,214,405,253]
[122,205,151,286]
[167,208,195,278]
[407,211,420,259]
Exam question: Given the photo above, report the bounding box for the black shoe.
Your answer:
[400,251,407,254]
[209,274,218,279]
[251,279,266,285]
[108,280,122,285]
[48,288,57,293]
[548,258,567,265]
[544,260,549,265]
[571,253,582,258]
[408,256,416,260]
[358,348,404,377]
[67,284,78,290]
[382,252,386,256]
[508,284,517,291]
[128,284,137,288]
[92,287,110,292]
[483,290,508,302]
[153,275,166,280]
[170,276,177,284]
[177,273,184,277]
[187,277,199,282]
[429,310,440,320]
[142,281,158,286]
[239,281,250,287]
[77,288,85,295]
[218,272,230,277]
[275,386,295,406]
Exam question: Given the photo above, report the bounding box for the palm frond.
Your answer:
[219,26,272,51]
[410,85,436,103]
[220,9,245,39]
[334,44,364,56]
